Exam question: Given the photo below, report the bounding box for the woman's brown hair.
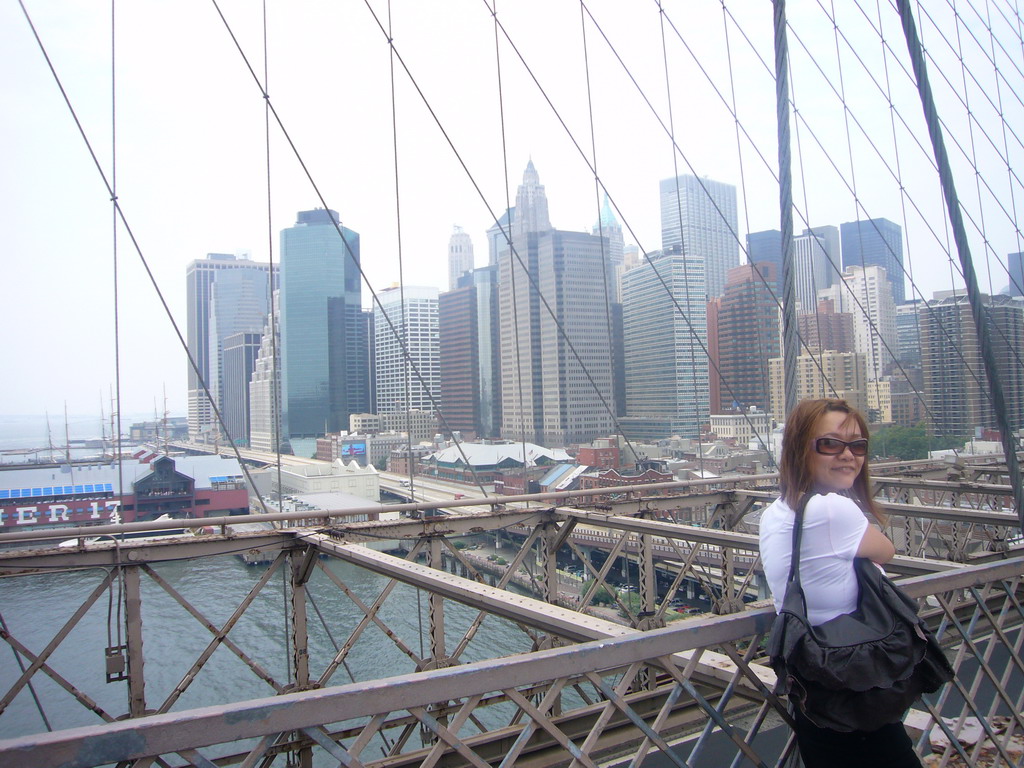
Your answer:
[778,398,885,524]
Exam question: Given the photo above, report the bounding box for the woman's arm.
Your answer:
[857,525,896,564]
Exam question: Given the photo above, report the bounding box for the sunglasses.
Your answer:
[814,437,869,457]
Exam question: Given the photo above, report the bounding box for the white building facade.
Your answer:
[374,285,440,415]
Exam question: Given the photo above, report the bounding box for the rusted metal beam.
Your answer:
[0,571,115,715]
[0,532,299,574]
[123,566,147,719]
[5,555,1020,768]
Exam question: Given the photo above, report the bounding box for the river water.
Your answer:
[0,550,534,741]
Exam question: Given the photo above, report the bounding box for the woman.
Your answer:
[759,398,921,768]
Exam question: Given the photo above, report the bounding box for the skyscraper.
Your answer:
[620,246,709,440]
[374,285,439,415]
[919,292,1024,436]
[798,298,855,355]
[1007,251,1024,297]
[769,350,867,417]
[746,229,782,277]
[499,161,614,445]
[439,282,479,437]
[439,266,501,439]
[715,262,781,413]
[249,292,285,454]
[840,218,905,303]
[185,253,276,440]
[486,207,515,267]
[279,209,368,438]
[448,226,474,291]
[208,268,273,426]
[471,266,502,438]
[817,264,897,381]
[660,174,738,299]
[807,225,841,278]
[895,300,922,366]
[592,193,625,302]
[221,332,262,446]
[792,228,836,312]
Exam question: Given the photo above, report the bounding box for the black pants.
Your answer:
[791,706,923,768]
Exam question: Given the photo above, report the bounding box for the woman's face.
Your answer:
[809,410,865,492]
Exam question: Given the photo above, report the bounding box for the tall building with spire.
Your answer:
[249,291,287,454]
[448,226,475,291]
[592,194,625,302]
[498,161,614,445]
[279,209,368,439]
[659,174,738,299]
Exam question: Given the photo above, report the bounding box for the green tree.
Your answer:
[872,424,929,460]
[871,423,968,460]
[581,580,616,605]
[617,592,643,618]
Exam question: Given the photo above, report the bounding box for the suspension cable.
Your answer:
[896,0,1024,527]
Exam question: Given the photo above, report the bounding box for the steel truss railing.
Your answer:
[1,554,1022,768]
[0,471,1021,767]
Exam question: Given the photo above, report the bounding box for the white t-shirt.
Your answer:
[759,493,869,625]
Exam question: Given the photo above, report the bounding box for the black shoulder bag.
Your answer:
[766,494,953,732]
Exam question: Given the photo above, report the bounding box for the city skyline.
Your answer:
[4,1,1021,417]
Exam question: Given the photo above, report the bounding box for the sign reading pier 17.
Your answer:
[1,499,122,527]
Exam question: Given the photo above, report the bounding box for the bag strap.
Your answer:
[785,493,813,587]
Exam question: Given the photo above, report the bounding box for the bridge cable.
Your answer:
[789,26,841,402]
[669,0,1005,439]
[627,3,844,428]
[664,0,850,447]
[828,0,886,410]
[490,0,533,498]
[15,0,275,518]
[875,0,937,456]
[569,2,797,456]
[852,0,1024,296]
[385,0,418,497]
[722,2,776,421]
[260,0,284,515]
[107,0,130,669]
[109,0,126,540]
[983,0,1024,286]
[896,0,1024,527]
[774,0,799,417]
[207,0,492,502]
[580,1,622,447]
[896,1,1024,399]
[783,11,998,430]
[658,0,707,469]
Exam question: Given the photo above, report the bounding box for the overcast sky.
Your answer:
[2,0,1020,424]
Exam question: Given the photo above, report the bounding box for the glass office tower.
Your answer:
[280,209,368,438]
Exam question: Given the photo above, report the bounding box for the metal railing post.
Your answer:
[123,565,147,719]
